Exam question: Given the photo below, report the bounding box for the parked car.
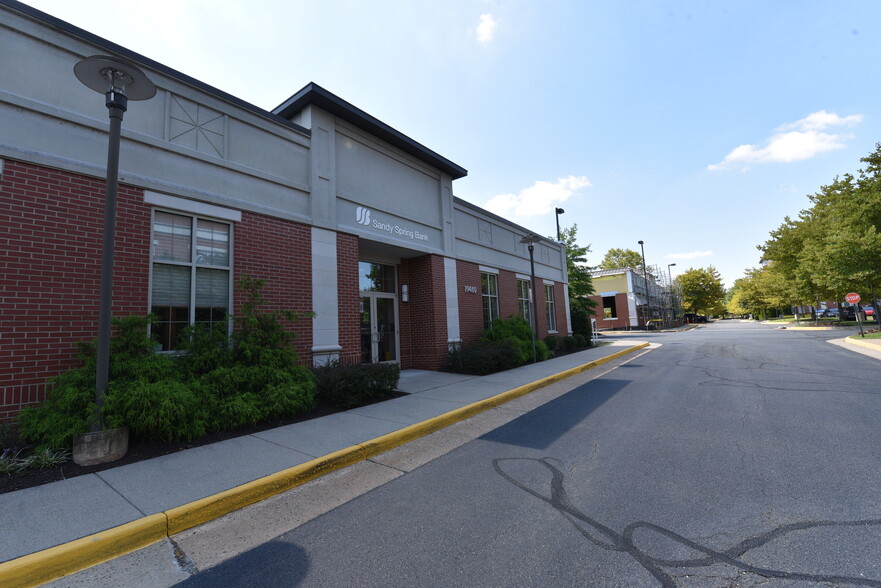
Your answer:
[684,313,708,324]
[840,306,856,320]
[863,306,874,317]
[823,308,839,317]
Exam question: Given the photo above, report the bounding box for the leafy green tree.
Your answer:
[598,248,644,270]
[675,266,726,316]
[550,224,596,333]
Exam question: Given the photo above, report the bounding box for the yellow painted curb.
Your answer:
[0,513,167,588]
[164,444,367,535]
[0,342,651,586]
[359,342,649,458]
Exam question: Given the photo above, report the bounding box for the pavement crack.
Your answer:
[169,537,199,576]
[366,458,408,474]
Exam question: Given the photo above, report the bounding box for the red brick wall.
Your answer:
[398,254,448,369]
[337,232,361,365]
[0,159,149,422]
[497,270,520,321]
[456,260,484,344]
[0,160,320,422]
[233,211,313,362]
[590,292,632,330]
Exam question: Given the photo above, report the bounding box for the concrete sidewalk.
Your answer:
[0,340,649,587]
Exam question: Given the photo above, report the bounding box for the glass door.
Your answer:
[359,261,399,364]
[360,294,398,363]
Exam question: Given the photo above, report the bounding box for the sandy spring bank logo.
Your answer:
[356,206,371,226]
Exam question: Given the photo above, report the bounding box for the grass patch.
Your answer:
[850,332,881,339]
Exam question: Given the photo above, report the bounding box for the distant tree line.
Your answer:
[728,143,881,318]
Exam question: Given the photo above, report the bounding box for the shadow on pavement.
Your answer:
[479,379,629,450]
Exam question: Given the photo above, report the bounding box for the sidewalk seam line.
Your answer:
[94,471,148,518]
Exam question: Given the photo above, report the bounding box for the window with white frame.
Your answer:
[151,211,231,350]
[545,283,556,331]
[517,279,531,323]
[481,272,499,329]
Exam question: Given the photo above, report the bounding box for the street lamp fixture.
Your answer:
[554,207,565,242]
[75,56,156,430]
[520,234,543,361]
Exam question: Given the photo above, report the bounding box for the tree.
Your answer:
[675,266,726,316]
[598,248,644,270]
[550,224,596,335]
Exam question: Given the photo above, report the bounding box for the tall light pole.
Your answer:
[638,240,650,329]
[520,234,542,361]
[554,207,565,242]
[75,56,156,430]
[667,263,677,326]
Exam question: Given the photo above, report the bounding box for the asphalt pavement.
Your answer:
[0,338,650,587]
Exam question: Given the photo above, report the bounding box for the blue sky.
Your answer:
[23,0,881,286]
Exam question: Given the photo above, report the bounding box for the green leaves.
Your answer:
[675,266,726,316]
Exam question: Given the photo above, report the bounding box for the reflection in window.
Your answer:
[151,211,231,350]
[359,261,395,293]
[517,279,531,324]
[545,284,556,331]
[482,272,499,330]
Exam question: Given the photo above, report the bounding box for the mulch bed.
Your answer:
[1,392,406,495]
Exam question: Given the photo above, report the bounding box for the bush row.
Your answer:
[446,315,594,376]
[15,277,400,452]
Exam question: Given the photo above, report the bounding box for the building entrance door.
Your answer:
[358,261,399,364]
[360,294,398,363]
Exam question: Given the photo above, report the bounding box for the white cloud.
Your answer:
[484,176,591,218]
[708,110,862,171]
[666,250,713,260]
[476,13,498,46]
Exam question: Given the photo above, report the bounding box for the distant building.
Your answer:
[589,267,674,330]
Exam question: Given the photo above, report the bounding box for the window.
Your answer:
[481,272,499,329]
[151,211,231,350]
[517,279,531,324]
[545,284,556,331]
[602,295,617,320]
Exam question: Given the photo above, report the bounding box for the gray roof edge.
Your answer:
[273,82,468,180]
[2,0,310,137]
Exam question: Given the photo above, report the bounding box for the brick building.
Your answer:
[0,1,571,421]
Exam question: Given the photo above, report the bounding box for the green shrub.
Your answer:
[18,369,95,450]
[314,362,400,409]
[544,335,558,352]
[446,339,523,375]
[574,333,587,348]
[106,380,206,442]
[534,340,550,361]
[563,335,577,351]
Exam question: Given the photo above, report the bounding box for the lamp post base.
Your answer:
[72,427,129,466]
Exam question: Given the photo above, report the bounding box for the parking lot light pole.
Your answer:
[638,240,650,328]
[668,263,677,326]
[520,234,542,362]
[74,56,156,430]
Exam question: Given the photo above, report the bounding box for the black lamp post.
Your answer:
[520,234,542,361]
[638,240,650,328]
[667,263,677,326]
[74,56,156,430]
[554,207,565,242]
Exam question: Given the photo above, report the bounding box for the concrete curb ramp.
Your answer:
[0,342,649,587]
[844,336,881,352]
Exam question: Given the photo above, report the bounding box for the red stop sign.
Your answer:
[845,292,861,304]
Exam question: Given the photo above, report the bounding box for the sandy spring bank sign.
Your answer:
[356,206,430,242]
[344,203,440,249]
